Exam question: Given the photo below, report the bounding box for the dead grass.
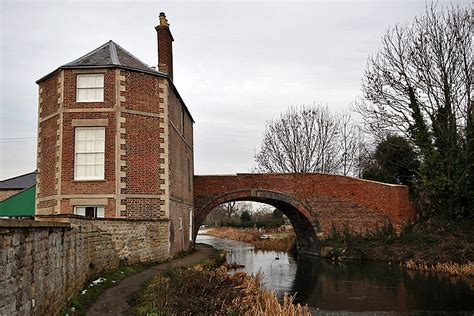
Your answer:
[130,265,310,315]
[206,227,295,252]
[403,259,474,277]
[206,227,260,242]
[228,269,311,315]
[322,217,474,276]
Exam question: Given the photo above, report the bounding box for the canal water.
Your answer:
[196,234,474,315]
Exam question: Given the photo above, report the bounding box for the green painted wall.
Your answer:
[0,185,35,217]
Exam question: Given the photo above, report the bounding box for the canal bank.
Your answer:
[196,233,474,314]
[319,217,474,277]
[204,217,474,278]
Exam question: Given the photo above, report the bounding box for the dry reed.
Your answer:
[225,269,311,315]
[402,259,474,277]
[132,265,310,315]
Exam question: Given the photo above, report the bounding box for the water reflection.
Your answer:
[293,256,474,313]
[196,234,474,314]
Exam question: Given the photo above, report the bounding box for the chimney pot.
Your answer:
[159,12,169,27]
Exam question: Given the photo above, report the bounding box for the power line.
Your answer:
[0,137,37,143]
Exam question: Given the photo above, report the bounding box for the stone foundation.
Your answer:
[0,216,169,315]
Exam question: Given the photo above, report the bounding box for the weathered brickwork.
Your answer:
[36,69,118,216]
[0,217,169,316]
[32,16,195,286]
[122,71,161,114]
[123,113,161,195]
[36,118,59,200]
[36,67,196,221]
[169,199,192,254]
[63,69,116,110]
[194,173,416,254]
[123,198,163,219]
[0,190,21,201]
[167,85,194,255]
[19,14,195,316]
[61,111,117,194]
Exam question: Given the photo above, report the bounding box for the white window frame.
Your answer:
[189,208,193,242]
[74,127,105,181]
[76,74,104,102]
[74,206,105,218]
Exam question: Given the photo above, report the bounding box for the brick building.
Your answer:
[35,13,193,253]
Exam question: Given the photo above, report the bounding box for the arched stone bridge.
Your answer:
[193,173,415,256]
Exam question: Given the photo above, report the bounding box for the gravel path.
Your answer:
[86,245,214,316]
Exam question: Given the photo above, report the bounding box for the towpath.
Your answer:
[87,244,214,316]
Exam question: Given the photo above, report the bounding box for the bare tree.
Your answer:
[356,3,472,216]
[218,201,239,218]
[340,113,360,176]
[255,105,360,175]
[357,4,471,146]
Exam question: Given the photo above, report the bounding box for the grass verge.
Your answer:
[61,264,148,316]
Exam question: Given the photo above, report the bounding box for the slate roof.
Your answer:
[37,40,166,82]
[36,40,195,122]
[0,171,36,190]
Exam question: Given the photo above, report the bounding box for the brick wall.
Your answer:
[194,173,416,239]
[120,70,164,218]
[63,69,116,110]
[60,112,117,195]
[168,87,193,254]
[36,68,175,219]
[0,190,21,201]
[0,216,169,315]
[123,113,161,195]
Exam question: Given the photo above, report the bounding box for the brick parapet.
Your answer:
[194,173,416,238]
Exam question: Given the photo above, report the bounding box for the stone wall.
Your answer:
[0,216,169,315]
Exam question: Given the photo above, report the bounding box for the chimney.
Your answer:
[155,12,174,80]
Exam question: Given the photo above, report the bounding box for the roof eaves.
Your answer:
[36,64,168,84]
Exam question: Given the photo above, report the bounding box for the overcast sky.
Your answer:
[0,0,469,179]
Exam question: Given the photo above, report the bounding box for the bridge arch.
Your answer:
[194,189,320,256]
[193,173,416,255]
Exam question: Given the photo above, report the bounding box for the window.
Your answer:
[74,206,105,218]
[179,216,183,231]
[75,127,105,180]
[189,208,193,242]
[76,74,104,102]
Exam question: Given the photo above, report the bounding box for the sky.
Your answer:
[0,0,470,180]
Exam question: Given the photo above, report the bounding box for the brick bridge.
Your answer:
[194,173,415,256]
